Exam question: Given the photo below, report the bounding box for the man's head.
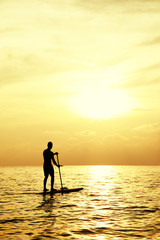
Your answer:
[47,141,53,150]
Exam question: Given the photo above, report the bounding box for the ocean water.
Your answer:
[0,165,160,240]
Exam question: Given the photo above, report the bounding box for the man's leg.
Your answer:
[44,172,48,191]
[50,168,55,192]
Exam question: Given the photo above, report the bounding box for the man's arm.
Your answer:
[52,152,59,167]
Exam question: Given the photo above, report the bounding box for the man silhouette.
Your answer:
[43,141,59,192]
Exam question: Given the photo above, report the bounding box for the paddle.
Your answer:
[56,154,63,195]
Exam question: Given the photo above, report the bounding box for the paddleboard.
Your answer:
[41,187,83,195]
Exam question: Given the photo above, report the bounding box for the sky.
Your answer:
[0,0,160,166]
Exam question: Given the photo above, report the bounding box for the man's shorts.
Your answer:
[43,165,54,177]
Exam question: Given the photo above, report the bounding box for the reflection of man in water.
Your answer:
[43,142,59,192]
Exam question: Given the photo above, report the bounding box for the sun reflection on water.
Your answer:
[1,166,160,240]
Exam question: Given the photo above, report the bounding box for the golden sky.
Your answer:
[0,0,160,166]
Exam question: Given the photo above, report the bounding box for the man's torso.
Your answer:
[43,149,54,167]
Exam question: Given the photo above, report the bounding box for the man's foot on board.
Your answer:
[43,188,49,192]
[51,188,56,193]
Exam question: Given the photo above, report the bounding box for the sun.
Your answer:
[69,87,135,119]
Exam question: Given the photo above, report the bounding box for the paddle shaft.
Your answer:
[56,154,63,195]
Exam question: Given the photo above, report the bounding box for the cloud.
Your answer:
[44,130,66,136]
[117,63,160,88]
[130,123,160,147]
[2,0,158,89]
[77,0,160,14]
[133,107,153,112]
[120,78,160,89]
[132,122,160,135]
[140,36,160,46]
[122,63,160,88]
[0,48,91,88]
[66,130,97,148]
[0,0,96,87]
[75,130,96,137]
[103,134,128,142]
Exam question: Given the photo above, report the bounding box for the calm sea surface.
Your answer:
[0,165,160,240]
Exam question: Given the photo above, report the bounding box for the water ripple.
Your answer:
[0,166,160,240]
